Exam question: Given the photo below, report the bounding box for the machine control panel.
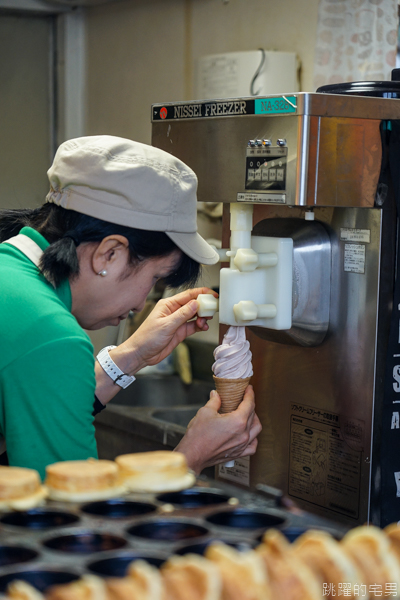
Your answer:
[245,142,288,192]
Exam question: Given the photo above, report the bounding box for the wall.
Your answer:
[0,13,54,209]
[85,0,319,144]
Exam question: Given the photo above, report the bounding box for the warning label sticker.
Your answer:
[217,456,250,486]
[289,404,363,519]
[344,243,366,274]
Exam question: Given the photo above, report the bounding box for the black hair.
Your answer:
[0,204,201,288]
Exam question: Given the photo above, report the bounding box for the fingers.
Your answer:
[235,385,255,418]
[205,389,221,412]
[163,299,199,331]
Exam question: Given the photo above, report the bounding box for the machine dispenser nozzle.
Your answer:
[196,204,293,330]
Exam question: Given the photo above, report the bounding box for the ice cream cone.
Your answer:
[213,376,251,414]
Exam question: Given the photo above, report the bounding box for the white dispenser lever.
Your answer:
[197,294,219,318]
[233,300,277,322]
[233,248,278,272]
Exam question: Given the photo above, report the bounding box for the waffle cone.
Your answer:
[213,376,251,413]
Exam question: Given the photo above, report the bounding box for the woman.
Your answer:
[0,135,261,479]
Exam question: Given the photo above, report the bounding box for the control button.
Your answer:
[255,139,263,147]
[262,139,272,146]
[277,169,284,182]
[248,169,255,181]
[269,169,277,181]
[277,138,287,147]
[248,140,256,147]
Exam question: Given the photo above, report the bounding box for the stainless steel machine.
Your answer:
[151,89,400,527]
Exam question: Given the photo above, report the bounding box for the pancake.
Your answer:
[46,575,107,600]
[342,525,400,597]
[44,458,127,502]
[292,529,362,600]
[126,560,164,599]
[205,541,271,600]
[115,451,195,493]
[0,466,47,511]
[161,554,222,600]
[6,581,45,600]
[256,529,323,600]
[384,523,400,566]
[105,578,145,600]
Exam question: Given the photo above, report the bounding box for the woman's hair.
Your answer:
[0,204,201,288]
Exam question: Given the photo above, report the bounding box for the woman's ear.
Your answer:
[91,235,130,276]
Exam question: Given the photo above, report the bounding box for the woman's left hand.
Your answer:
[119,287,218,373]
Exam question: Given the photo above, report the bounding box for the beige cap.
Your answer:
[46,135,219,265]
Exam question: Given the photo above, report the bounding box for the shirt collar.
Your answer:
[19,227,72,311]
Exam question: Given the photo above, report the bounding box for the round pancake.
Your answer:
[45,459,126,501]
[115,451,195,492]
[0,466,47,511]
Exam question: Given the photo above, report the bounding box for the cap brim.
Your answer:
[166,231,219,265]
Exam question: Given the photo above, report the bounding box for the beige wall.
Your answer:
[0,14,53,209]
[85,0,319,144]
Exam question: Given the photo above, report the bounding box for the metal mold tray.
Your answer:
[0,477,348,595]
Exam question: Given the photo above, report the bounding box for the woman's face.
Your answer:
[71,239,182,330]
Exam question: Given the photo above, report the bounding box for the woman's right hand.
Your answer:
[174,385,262,474]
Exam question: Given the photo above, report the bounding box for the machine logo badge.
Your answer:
[160,107,168,119]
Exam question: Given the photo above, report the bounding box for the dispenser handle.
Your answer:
[233,300,277,322]
[197,294,219,318]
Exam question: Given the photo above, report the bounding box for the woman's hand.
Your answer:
[95,287,217,405]
[120,287,218,372]
[174,385,262,474]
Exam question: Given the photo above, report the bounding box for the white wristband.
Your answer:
[96,345,135,389]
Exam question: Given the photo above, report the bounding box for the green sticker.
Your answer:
[255,96,297,115]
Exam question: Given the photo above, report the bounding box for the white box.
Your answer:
[195,50,299,100]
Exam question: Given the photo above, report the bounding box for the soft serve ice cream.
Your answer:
[212,326,253,379]
[212,326,253,414]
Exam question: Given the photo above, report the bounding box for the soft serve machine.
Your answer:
[152,87,400,527]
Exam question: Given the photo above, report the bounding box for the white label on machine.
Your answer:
[344,243,365,274]
[289,404,363,519]
[237,192,286,204]
[340,228,371,243]
[217,456,250,486]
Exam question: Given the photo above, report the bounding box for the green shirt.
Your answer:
[0,227,98,480]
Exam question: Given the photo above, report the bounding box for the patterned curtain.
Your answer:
[313,0,399,90]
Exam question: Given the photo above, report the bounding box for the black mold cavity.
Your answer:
[206,509,285,529]
[81,499,156,519]
[43,532,127,554]
[1,510,79,529]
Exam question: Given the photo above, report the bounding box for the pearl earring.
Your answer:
[98,270,107,277]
